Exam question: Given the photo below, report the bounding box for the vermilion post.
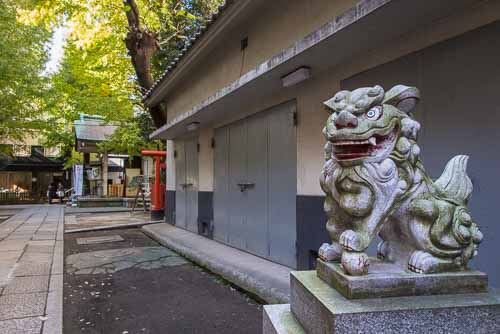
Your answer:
[141,150,167,220]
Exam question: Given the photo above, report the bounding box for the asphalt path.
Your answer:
[64,228,262,334]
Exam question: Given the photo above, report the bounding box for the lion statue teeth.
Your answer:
[319,85,483,276]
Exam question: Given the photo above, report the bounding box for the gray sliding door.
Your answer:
[175,136,199,233]
[213,101,297,267]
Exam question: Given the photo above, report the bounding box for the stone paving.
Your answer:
[66,246,189,275]
[0,205,64,334]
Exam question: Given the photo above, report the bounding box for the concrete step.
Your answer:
[142,223,291,304]
[263,304,305,334]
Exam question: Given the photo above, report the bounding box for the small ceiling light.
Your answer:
[186,121,200,132]
[281,66,311,88]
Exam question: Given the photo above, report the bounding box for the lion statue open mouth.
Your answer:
[318,85,482,276]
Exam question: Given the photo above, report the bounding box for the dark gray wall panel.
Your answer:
[165,190,176,225]
[296,195,330,270]
[198,191,214,238]
[342,21,500,287]
[198,191,213,221]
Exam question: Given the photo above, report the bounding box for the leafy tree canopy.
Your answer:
[0,0,51,141]
[1,0,223,161]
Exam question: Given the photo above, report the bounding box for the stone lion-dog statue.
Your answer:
[318,85,483,276]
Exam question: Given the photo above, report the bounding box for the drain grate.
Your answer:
[76,235,124,245]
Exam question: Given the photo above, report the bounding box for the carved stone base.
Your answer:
[316,258,488,299]
[279,271,500,334]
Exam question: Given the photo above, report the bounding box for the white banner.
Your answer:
[73,164,83,196]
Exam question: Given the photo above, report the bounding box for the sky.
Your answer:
[43,25,69,75]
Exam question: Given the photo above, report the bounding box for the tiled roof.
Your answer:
[142,0,234,101]
[0,151,63,171]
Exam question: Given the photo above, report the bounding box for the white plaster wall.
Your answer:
[295,0,500,196]
[198,127,214,191]
[165,0,357,123]
[165,0,500,196]
[295,72,341,196]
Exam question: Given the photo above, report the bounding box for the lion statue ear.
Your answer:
[323,90,349,113]
[383,85,420,114]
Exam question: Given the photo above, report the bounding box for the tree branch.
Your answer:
[123,0,165,127]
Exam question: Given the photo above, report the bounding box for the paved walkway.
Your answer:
[64,228,261,334]
[0,205,63,334]
[143,223,292,304]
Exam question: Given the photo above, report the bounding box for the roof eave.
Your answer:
[150,0,483,140]
[143,0,258,108]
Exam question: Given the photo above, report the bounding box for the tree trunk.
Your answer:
[123,0,166,128]
[147,105,166,129]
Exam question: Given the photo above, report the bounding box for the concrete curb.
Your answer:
[42,205,64,334]
[65,220,163,234]
[64,207,134,214]
[142,223,291,304]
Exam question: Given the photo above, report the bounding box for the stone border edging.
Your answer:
[142,223,291,304]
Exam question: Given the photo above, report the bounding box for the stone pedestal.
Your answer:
[316,258,488,299]
[263,270,500,334]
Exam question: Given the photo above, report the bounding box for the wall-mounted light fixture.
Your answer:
[186,121,200,132]
[281,66,311,88]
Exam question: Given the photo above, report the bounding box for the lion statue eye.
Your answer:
[366,106,382,120]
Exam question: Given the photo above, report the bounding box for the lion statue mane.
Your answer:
[318,85,482,276]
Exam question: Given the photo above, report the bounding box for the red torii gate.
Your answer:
[141,150,166,221]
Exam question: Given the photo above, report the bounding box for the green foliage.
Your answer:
[0,144,13,156]
[23,0,224,76]
[37,0,139,159]
[97,113,163,157]
[63,148,83,169]
[0,0,51,141]
[150,0,224,76]
[2,0,223,164]
[42,35,138,153]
